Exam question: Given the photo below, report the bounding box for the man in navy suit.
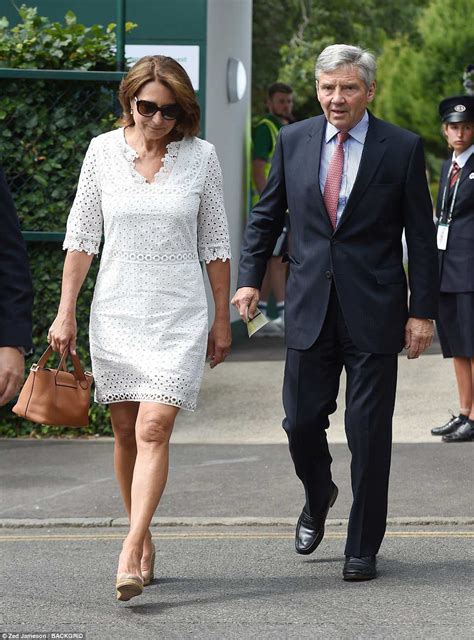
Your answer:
[0,166,33,406]
[232,45,438,580]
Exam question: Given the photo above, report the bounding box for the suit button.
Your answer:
[325,270,332,280]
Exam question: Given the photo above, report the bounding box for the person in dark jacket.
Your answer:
[431,96,474,442]
[0,167,34,406]
[232,44,438,581]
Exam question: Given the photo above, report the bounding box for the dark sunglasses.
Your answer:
[134,97,182,120]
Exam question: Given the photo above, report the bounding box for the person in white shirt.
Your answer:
[431,95,474,442]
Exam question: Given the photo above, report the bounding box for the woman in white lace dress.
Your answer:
[48,56,231,601]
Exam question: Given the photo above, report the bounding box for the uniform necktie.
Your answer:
[323,131,349,229]
[449,161,460,188]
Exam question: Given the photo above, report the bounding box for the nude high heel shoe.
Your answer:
[142,542,156,587]
[116,574,144,601]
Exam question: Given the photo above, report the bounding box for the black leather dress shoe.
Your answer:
[295,484,338,555]
[343,555,377,581]
[431,414,467,436]
[442,420,474,443]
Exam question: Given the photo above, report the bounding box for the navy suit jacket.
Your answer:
[238,112,439,353]
[0,167,34,349]
[437,154,474,293]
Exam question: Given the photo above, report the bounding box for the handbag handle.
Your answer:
[35,345,89,387]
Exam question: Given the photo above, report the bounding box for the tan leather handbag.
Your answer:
[12,346,93,427]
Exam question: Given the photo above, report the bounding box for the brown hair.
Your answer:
[268,82,293,98]
[118,55,200,137]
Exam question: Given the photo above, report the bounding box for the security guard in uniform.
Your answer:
[431,95,474,442]
[252,82,294,334]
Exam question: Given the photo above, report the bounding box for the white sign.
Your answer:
[124,45,200,90]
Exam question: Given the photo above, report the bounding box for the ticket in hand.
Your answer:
[246,308,270,337]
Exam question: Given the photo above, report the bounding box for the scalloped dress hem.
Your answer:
[94,394,197,412]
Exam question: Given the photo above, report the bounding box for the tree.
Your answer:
[375,0,474,160]
[0,5,135,436]
[251,0,301,116]
[273,0,428,119]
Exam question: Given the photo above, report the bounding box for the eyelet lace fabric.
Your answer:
[63,128,231,410]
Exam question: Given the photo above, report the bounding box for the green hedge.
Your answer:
[0,6,135,436]
[0,247,109,438]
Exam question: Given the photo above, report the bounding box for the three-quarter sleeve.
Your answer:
[197,145,231,263]
[63,137,103,255]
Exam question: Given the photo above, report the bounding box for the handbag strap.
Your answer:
[36,346,88,385]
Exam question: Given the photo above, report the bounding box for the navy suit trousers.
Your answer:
[282,286,398,557]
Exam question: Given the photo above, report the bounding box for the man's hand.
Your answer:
[231,287,260,321]
[404,317,434,359]
[207,319,232,369]
[0,347,25,406]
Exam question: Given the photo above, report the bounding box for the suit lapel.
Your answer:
[440,160,450,189]
[335,113,387,233]
[305,117,334,233]
[458,152,474,189]
[437,160,450,213]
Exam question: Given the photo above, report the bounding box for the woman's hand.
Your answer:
[48,311,77,355]
[207,318,231,368]
[48,249,94,355]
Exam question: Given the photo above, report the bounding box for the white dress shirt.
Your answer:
[452,144,474,168]
[319,110,369,226]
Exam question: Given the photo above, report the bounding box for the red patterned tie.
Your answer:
[323,131,349,229]
[449,161,460,188]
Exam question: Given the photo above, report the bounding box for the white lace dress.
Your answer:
[63,128,231,411]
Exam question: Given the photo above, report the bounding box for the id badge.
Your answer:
[437,223,449,251]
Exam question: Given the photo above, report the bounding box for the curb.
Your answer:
[0,516,473,529]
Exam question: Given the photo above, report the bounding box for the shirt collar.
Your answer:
[325,110,369,144]
[452,144,474,168]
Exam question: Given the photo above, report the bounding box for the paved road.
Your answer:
[1,345,472,639]
[173,353,460,444]
[0,441,472,521]
[1,439,472,638]
[1,525,472,639]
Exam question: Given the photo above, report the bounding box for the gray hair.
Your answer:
[315,44,376,88]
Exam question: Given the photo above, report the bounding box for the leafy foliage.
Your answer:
[251,0,428,119]
[0,247,108,438]
[0,5,135,70]
[0,5,137,231]
[252,0,301,116]
[0,6,136,436]
[275,0,429,119]
[1,78,117,232]
[252,0,470,185]
[374,0,474,159]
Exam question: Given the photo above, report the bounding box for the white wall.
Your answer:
[205,0,252,324]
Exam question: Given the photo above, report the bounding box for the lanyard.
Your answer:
[439,164,462,226]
